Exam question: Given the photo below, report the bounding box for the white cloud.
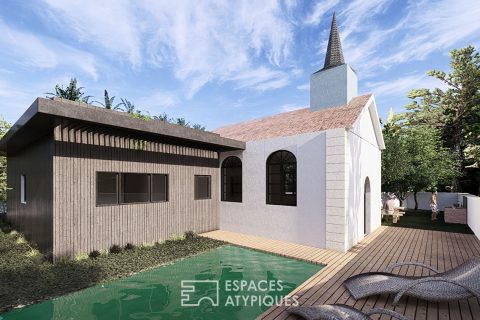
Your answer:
[280,103,305,112]
[296,83,309,91]
[137,91,178,113]
[41,0,141,67]
[304,0,340,25]
[336,0,480,78]
[0,19,98,80]
[231,67,290,91]
[365,74,447,97]
[39,0,295,97]
[144,0,294,96]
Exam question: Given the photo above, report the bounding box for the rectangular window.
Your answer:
[120,173,150,203]
[97,172,118,205]
[151,174,168,202]
[20,174,27,204]
[195,175,211,200]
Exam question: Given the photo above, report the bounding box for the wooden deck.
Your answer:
[201,227,480,320]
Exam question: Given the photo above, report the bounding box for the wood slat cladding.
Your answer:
[7,136,54,252]
[55,119,218,160]
[53,120,219,257]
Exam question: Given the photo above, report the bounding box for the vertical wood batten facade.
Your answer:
[53,120,220,257]
[7,136,54,252]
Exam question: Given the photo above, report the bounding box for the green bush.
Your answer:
[185,230,196,240]
[0,225,225,313]
[109,244,122,254]
[124,243,135,250]
[88,250,101,259]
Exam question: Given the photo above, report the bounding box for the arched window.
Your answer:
[266,150,296,206]
[221,156,242,202]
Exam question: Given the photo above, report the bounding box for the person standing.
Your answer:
[431,191,439,220]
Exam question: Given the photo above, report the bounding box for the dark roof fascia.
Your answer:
[0,98,245,155]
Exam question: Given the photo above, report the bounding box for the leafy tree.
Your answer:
[175,118,189,127]
[46,78,92,103]
[153,113,206,130]
[94,90,121,110]
[153,113,170,122]
[401,46,480,191]
[118,98,136,114]
[0,117,11,203]
[192,123,206,131]
[382,117,458,208]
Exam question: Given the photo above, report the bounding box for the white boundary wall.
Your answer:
[401,191,480,240]
[404,192,459,211]
[464,194,480,239]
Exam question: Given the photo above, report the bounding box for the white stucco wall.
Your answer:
[219,131,327,248]
[346,100,382,249]
[310,64,358,110]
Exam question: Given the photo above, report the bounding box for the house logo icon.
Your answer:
[181,280,220,307]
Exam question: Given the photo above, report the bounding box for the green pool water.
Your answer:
[1,246,323,320]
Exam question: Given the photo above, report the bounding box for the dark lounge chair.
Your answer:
[287,304,408,320]
[343,257,480,305]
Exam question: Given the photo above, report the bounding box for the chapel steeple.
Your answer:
[310,13,358,110]
[323,12,345,70]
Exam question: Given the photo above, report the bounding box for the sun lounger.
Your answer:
[343,257,480,305]
[287,304,408,320]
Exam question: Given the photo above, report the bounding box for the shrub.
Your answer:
[74,251,89,261]
[88,250,101,259]
[124,243,135,250]
[109,244,122,254]
[185,231,196,240]
[15,235,27,244]
[169,233,185,241]
[26,248,40,258]
[141,241,155,248]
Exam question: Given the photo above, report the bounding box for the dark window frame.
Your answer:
[194,175,211,200]
[151,174,169,203]
[119,173,151,204]
[96,172,169,206]
[20,174,27,204]
[221,156,242,202]
[266,150,297,206]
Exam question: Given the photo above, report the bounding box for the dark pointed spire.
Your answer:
[323,12,345,70]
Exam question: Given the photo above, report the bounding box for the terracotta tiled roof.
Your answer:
[214,94,372,142]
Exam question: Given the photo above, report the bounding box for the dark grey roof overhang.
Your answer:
[0,98,245,155]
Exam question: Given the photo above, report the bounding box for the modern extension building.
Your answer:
[0,14,384,257]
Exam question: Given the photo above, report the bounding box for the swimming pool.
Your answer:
[1,246,323,320]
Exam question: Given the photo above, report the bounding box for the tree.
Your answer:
[192,123,206,131]
[0,117,11,203]
[46,78,92,103]
[118,98,136,114]
[382,117,458,208]
[153,113,206,130]
[94,90,121,110]
[401,46,480,191]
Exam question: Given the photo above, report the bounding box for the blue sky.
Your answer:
[0,0,479,130]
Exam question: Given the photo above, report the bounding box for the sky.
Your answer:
[0,0,479,130]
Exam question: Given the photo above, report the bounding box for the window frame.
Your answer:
[194,175,212,200]
[20,174,27,204]
[151,174,169,203]
[266,150,297,206]
[96,172,169,207]
[221,156,242,203]
[96,172,119,206]
[119,173,151,204]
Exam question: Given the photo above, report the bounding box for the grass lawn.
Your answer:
[382,209,473,234]
[0,218,225,313]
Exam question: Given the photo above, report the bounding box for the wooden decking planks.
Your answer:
[200,227,480,320]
